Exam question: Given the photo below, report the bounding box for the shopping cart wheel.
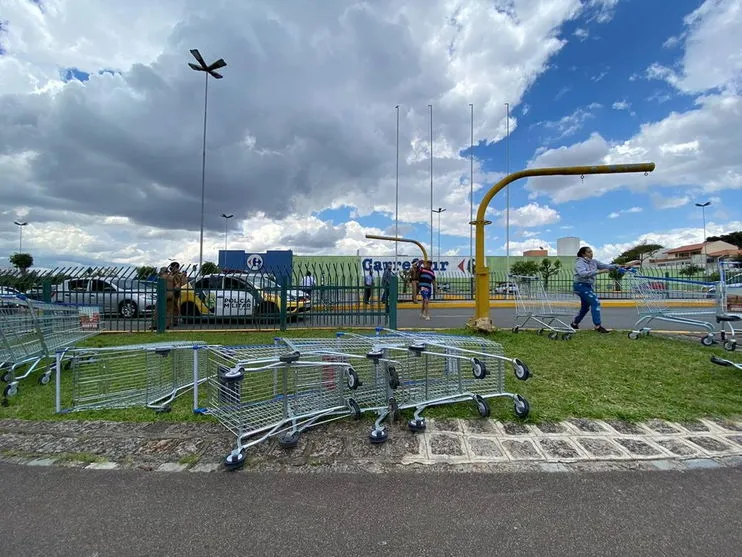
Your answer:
[537,329,545,336]
[628,331,639,340]
[347,367,362,389]
[3,384,18,398]
[279,351,301,364]
[513,395,530,419]
[548,331,558,340]
[348,398,362,420]
[475,395,490,418]
[38,373,51,386]
[408,418,426,432]
[408,342,426,357]
[278,432,300,449]
[369,428,388,444]
[724,340,736,352]
[366,348,384,361]
[512,359,531,381]
[701,335,715,347]
[561,333,572,341]
[224,450,246,470]
[1,371,11,384]
[512,326,520,333]
[388,366,400,390]
[471,358,487,380]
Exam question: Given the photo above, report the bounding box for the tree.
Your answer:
[9,253,33,274]
[679,264,703,277]
[539,258,562,289]
[607,268,624,291]
[706,231,742,248]
[200,261,219,275]
[613,242,664,265]
[510,261,539,277]
[136,266,157,280]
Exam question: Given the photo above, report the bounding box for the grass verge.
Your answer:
[1,328,740,424]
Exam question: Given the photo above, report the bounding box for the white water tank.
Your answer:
[557,237,581,256]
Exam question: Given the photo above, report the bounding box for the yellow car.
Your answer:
[177,273,311,321]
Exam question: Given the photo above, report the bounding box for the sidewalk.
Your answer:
[2,416,740,474]
[398,299,715,310]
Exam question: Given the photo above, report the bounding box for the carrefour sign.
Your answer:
[360,256,473,276]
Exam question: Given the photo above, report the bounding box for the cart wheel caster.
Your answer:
[408,418,426,432]
[475,395,490,418]
[348,398,362,420]
[548,331,558,340]
[388,366,400,390]
[224,450,246,470]
[369,428,388,444]
[514,395,530,419]
[628,331,639,340]
[347,367,362,389]
[537,329,545,336]
[724,340,736,352]
[512,326,519,333]
[512,358,531,381]
[471,357,487,379]
[701,335,715,347]
[3,384,18,398]
[154,405,172,414]
[561,333,572,341]
[278,432,300,449]
[279,350,301,364]
[38,374,51,385]
[1,372,11,384]
[641,328,651,336]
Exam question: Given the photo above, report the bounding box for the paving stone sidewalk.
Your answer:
[1,417,741,474]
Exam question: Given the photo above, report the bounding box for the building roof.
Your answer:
[665,243,704,254]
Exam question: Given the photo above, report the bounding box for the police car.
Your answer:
[178,273,311,321]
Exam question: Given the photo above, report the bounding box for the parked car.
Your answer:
[493,282,519,295]
[705,274,742,297]
[178,273,311,321]
[51,277,156,318]
[0,286,22,309]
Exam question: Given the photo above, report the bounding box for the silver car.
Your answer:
[52,277,156,318]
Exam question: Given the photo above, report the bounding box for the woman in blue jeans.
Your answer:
[571,246,637,333]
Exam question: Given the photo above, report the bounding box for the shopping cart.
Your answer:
[1,294,101,397]
[206,343,361,470]
[714,260,741,352]
[55,341,206,413]
[288,329,532,441]
[710,355,742,371]
[625,273,719,346]
[509,274,576,339]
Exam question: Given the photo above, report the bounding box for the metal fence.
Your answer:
[0,264,396,333]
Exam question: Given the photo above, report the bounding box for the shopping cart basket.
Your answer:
[206,343,360,470]
[509,275,577,339]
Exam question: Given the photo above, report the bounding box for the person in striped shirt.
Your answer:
[418,260,436,320]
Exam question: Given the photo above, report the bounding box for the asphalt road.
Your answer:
[3,463,740,557]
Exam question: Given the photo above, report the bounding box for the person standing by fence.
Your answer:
[410,258,420,303]
[418,260,436,320]
[363,269,374,305]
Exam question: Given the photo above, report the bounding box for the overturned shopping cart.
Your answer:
[207,343,363,470]
[714,260,741,352]
[280,329,532,443]
[55,341,207,414]
[509,274,576,339]
[1,294,101,397]
[625,273,720,346]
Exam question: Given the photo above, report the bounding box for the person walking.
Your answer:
[571,247,636,333]
[418,260,436,320]
[381,263,392,313]
[363,269,374,305]
[409,258,420,303]
[168,261,187,327]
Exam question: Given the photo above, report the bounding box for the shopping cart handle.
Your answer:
[710,356,732,367]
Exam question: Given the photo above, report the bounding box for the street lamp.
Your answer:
[188,48,227,276]
[13,221,27,253]
[695,201,711,267]
[432,208,446,266]
[221,213,234,251]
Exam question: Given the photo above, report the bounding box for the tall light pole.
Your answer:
[505,102,511,293]
[432,208,446,266]
[188,48,227,276]
[469,103,474,279]
[395,104,400,272]
[221,213,234,251]
[429,104,434,262]
[695,201,711,268]
[13,221,27,253]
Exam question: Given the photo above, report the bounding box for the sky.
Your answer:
[1,0,741,270]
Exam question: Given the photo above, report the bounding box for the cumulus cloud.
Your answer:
[0,0,599,266]
[608,207,642,218]
[494,203,561,228]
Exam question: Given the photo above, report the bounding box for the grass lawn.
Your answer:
[1,328,741,425]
